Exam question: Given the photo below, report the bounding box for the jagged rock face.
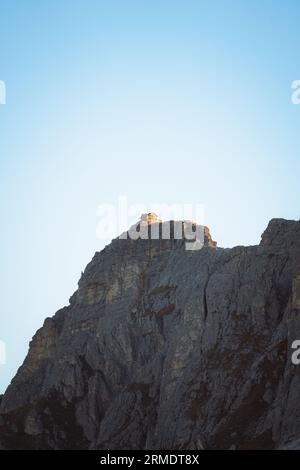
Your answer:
[1,218,300,450]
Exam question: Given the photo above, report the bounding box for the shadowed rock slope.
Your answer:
[1,218,300,450]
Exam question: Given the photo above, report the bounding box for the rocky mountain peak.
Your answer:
[1,218,300,450]
[121,213,217,251]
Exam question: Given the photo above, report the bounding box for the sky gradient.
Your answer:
[0,0,300,392]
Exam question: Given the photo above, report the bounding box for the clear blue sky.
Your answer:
[0,0,300,393]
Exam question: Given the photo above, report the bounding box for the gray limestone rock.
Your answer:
[0,217,300,450]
